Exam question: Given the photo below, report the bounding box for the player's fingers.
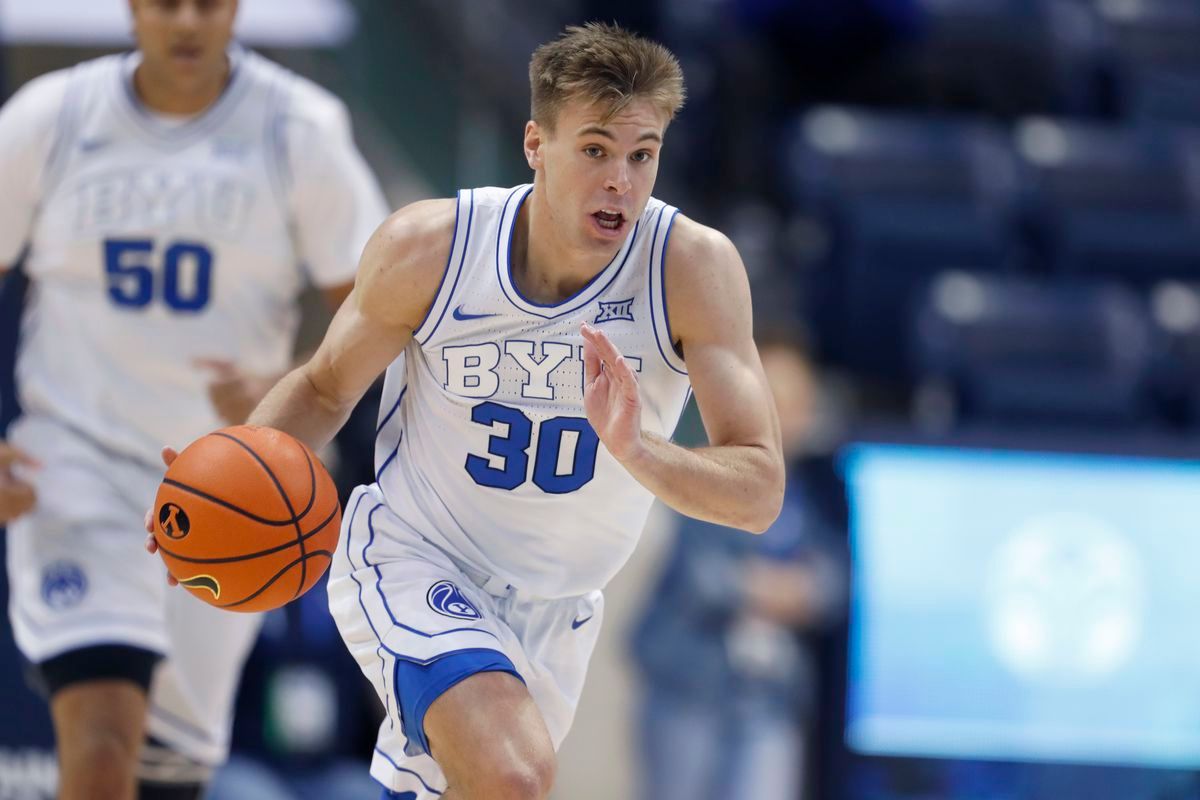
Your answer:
[580,329,603,383]
[144,509,155,534]
[582,323,626,371]
[588,326,633,379]
[613,355,639,392]
[0,443,41,470]
[167,573,178,587]
[145,533,159,554]
[161,446,179,468]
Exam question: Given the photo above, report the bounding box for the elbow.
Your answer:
[738,456,787,534]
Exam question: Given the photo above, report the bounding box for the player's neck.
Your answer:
[132,58,232,116]
[513,189,621,305]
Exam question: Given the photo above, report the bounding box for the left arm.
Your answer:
[200,89,389,425]
[582,215,785,532]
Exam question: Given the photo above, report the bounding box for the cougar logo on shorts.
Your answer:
[158,503,191,540]
[42,562,87,610]
[426,580,482,620]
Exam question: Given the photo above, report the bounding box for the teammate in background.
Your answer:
[151,21,784,800]
[0,1,388,798]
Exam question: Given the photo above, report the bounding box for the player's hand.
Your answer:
[194,358,277,426]
[741,558,822,627]
[581,322,644,462]
[144,446,179,586]
[0,440,39,524]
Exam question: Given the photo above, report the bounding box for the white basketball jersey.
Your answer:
[374,185,692,598]
[0,47,386,464]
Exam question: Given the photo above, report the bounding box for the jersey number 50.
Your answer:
[466,402,600,494]
[104,238,213,312]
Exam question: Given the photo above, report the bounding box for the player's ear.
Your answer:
[524,120,543,170]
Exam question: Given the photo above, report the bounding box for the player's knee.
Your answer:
[477,747,556,800]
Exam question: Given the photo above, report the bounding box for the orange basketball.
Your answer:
[152,425,341,613]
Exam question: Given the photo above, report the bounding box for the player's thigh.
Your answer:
[329,486,513,689]
[424,670,556,794]
[6,500,169,664]
[5,417,170,661]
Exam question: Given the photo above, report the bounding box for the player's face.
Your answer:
[530,96,668,249]
[130,0,237,91]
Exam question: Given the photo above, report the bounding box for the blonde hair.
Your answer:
[529,22,686,132]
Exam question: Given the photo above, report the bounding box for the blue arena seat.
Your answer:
[911,0,1107,115]
[912,270,1155,427]
[1095,0,1200,73]
[785,107,1019,377]
[1092,0,1200,124]
[1143,281,1200,428]
[1013,117,1200,282]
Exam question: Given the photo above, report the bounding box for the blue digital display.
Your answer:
[843,443,1200,768]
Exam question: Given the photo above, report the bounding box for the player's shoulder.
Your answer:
[462,184,532,212]
[1,66,74,122]
[663,212,742,278]
[358,197,458,328]
[365,198,458,281]
[239,49,351,132]
[661,211,750,340]
[380,197,459,243]
[3,53,136,124]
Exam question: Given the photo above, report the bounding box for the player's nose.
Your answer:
[173,1,202,31]
[603,162,632,195]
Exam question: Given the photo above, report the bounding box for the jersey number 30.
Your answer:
[466,402,600,494]
[104,238,213,312]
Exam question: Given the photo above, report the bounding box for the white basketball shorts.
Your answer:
[328,483,605,798]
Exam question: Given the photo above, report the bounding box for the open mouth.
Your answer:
[592,209,626,233]
[170,44,204,63]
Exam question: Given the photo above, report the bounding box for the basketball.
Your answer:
[152,425,341,613]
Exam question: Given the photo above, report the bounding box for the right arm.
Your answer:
[0,72,70,523]
[245,198,456,451]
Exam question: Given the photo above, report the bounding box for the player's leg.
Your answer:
[140,581,263,798]
[5,418,245,800]
[40,645,160,800]
[5,436,170,800]
[423,670,556,800]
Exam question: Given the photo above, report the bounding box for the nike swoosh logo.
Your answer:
[452,305,497,321]
[571,615,593,630]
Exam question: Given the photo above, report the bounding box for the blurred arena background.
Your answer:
[3,1,1200,798]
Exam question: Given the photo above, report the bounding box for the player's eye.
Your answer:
[583,146,604,159]
[631,151,653,163]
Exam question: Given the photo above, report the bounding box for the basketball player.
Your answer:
[0,1,388,798]
[149,21,784,800]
